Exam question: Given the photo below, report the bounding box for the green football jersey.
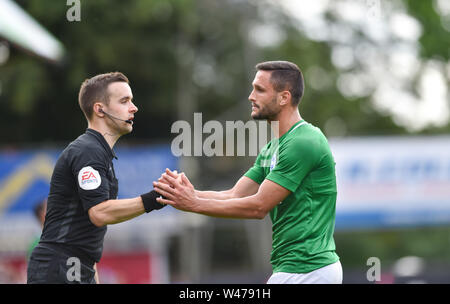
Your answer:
[245,120,339,273]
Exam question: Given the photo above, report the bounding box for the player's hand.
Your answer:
[153,170,198,212]
[157,169,183,188]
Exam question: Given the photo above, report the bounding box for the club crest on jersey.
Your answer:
[78,166,101,190]
[270,152,277,171]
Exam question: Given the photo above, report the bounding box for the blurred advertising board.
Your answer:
[0,144,178,216]
[2,136,450,234]
[0,144,179,256]
[331,136,450,229]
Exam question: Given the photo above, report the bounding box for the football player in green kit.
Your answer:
[154,61,342,284]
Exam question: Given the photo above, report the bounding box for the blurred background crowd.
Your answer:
[1,0,450,283]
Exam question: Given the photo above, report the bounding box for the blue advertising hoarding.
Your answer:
[2,136,450,230]
[0,144,178,217]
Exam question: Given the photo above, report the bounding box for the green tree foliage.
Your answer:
[0,0,448,146]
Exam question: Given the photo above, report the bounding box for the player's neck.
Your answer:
[87,121,121,149]
[270,109,302,138]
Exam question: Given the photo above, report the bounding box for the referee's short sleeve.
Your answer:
[72,150,111,211]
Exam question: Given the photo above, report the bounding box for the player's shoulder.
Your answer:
[287,121,327,144]
[294,121,324,135]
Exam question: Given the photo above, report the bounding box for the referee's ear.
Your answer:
[93,102,105,118]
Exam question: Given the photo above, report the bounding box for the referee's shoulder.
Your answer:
[65,133,106,159]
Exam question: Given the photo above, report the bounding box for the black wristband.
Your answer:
[141,190,166,213]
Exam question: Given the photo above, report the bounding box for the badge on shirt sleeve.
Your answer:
[270,151,277,171]
[78,166,102,190]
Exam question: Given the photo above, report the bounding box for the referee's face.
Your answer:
[249,70,281,121]
[105,82,138,134]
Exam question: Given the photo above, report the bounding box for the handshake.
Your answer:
[141,169,196,213]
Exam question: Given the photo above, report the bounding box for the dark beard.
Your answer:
[251,111,271,120]
[251,97,279,120]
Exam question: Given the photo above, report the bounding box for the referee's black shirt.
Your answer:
[37,128,119,263]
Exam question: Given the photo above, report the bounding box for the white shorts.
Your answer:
[267,260,343,284]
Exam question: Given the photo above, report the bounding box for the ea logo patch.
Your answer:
[78,166,101,190]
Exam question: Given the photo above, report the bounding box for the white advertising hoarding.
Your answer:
[331,136,450,229]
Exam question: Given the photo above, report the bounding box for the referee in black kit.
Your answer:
[27,72,166,284]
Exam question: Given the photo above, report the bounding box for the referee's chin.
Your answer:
[119,124,133,136]
[125,125,133,134]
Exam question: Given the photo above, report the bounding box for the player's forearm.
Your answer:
[194,195,267,219]
[195,189,234,200]
[194,176,259,200]
[89,197,145,227]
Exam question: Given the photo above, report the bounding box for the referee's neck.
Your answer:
[87,123,121,149]
[102,132,120,149]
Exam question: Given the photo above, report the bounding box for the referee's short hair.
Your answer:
[78,72,129,120]
[255,61,304,106]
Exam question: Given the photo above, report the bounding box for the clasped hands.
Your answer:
[153,168,198,212]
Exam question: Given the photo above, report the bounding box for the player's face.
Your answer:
[248,70,281,121]
[105,82,138,134]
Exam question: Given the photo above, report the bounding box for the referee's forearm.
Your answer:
[88,197,145,227]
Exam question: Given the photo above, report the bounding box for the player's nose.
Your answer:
[248,89,256,102]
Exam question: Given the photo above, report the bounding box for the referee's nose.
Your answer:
[130,101,138,113]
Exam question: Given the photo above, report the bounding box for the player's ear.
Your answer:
[278,91,291,106]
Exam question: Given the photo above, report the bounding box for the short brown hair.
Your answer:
[78,72,129,120]
[255,61,304,106]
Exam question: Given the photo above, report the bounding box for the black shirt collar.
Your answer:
[85,128,118,159]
